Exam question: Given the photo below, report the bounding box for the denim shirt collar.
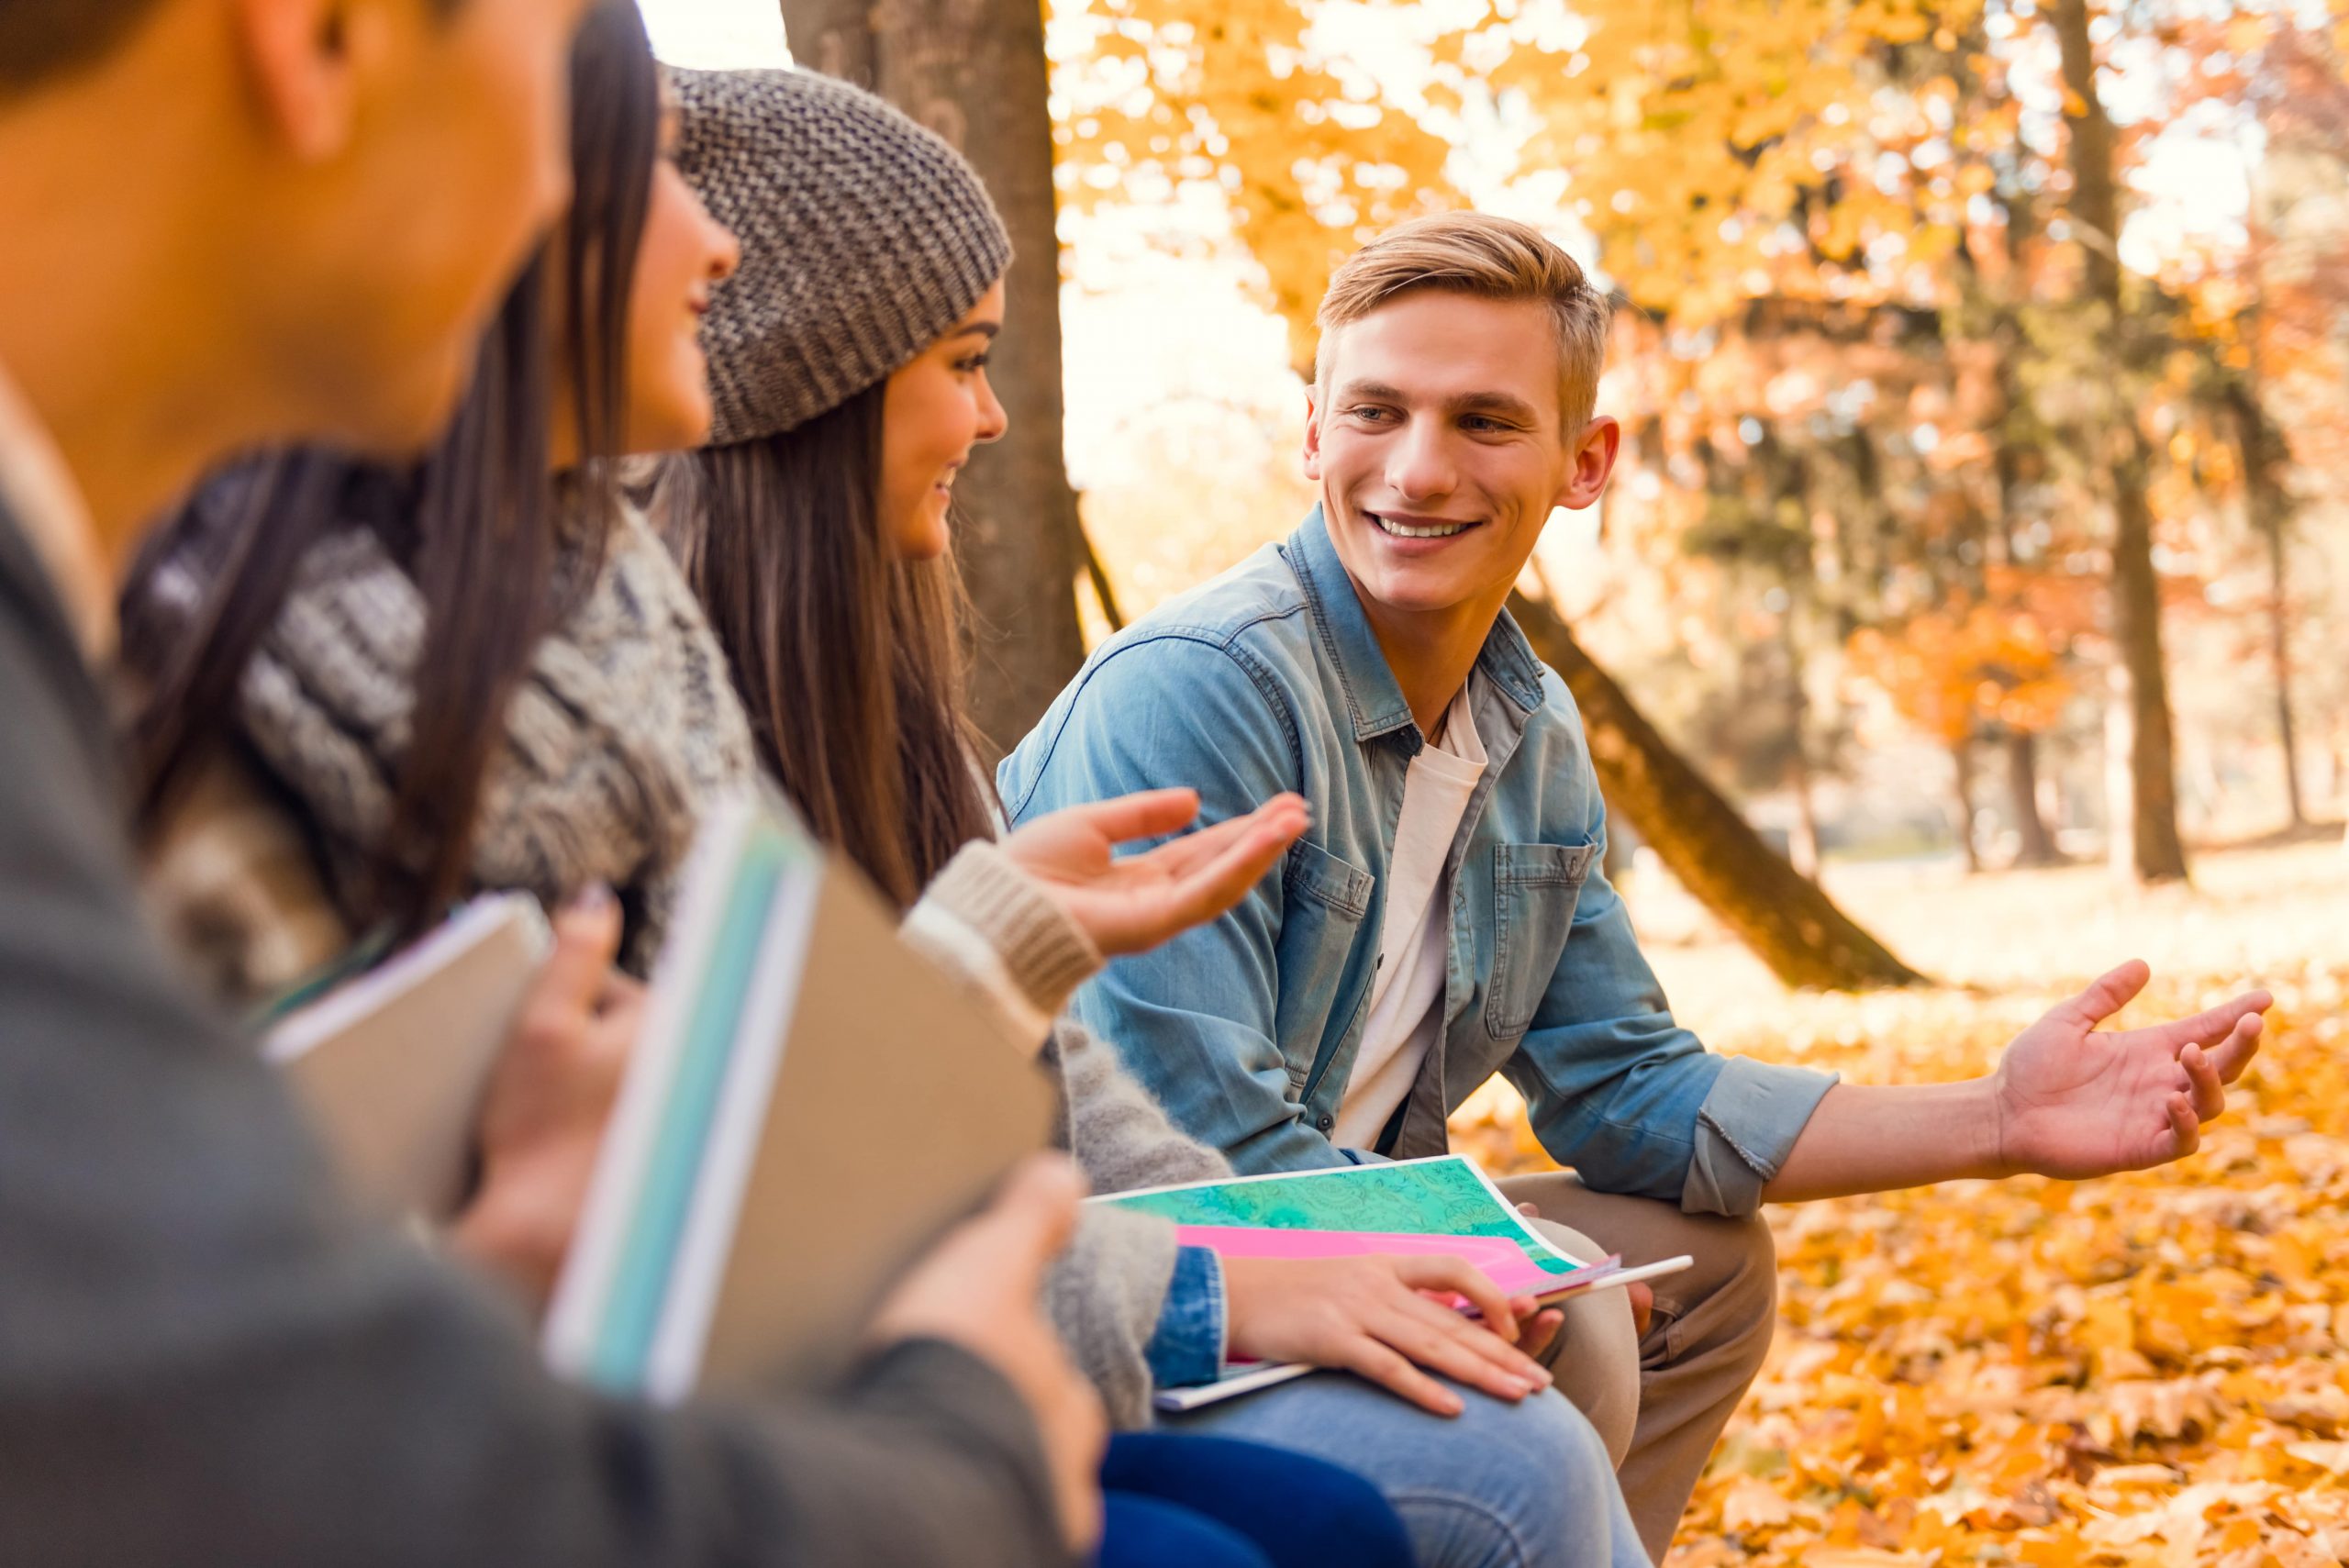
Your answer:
[1283,505,1549,744]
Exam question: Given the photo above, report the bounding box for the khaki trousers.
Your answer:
[1494,1173,1779,1563]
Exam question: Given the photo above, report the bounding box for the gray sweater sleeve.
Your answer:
[1045,1204,1181,1429]
[912,842,1232,1197]
[0,528,1070,1568]
[1033,1021,1241,1428]
[1048,1019,1234,1193]
[910,844,1238,1427]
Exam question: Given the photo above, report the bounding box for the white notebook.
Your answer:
[264,894,552,1219]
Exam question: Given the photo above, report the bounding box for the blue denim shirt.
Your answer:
[1002,509,1837,1214]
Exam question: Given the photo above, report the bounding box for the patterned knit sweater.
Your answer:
[139,498,756,996]
[135,500,1231,1429]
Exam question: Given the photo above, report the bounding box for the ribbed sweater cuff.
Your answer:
[920,841,1104,1019]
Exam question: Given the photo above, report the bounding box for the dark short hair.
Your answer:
[0,0,466,99]
[0,1,161,95]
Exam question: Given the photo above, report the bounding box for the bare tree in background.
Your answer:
[2054,0,2191,883]
[777,0,1087,754]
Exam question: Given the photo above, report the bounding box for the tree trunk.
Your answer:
[2266,512,2306,829]
[777,0,1086,756]
[1987,339,2063,870]
[2103,665,2136,878]
[2227,375,2307,829]
[1950,738,1981,874]
[2110,468,2190,877]
[1778,606,1820,879]
[1508,590,1929,991]
[1787,755,1821,882]
[2054,0,2189,884]
[2007,731,2063,866]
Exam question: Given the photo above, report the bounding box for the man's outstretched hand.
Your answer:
[1994,960,2269,1180]
[1001,787,1309,958]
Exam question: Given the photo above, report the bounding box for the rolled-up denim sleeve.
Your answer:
[1683,1054,1840,1216]
[1144,1246,1227,1388]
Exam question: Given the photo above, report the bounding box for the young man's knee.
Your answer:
[1522,1217,1638,1468]
[1714,1210,1780,1370]
[1652,1207,1779,1370]
[1707,1208,1778,1319]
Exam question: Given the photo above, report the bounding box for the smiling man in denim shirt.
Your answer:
[1001,211,2272,1558]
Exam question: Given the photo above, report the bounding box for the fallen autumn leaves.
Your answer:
[1452,840,2349,1568]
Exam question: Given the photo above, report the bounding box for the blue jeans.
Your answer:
[1098,1431,1416,1568]
[1100,1495,1270,1568]
[1166,1374,1646,1568]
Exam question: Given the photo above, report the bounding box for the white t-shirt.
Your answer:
[1331,684,1487,1150]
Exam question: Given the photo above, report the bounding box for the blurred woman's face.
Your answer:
[876,280,1008,562]
[624,113,740,455]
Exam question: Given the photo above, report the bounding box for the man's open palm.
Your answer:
[1994,961,2268,1180]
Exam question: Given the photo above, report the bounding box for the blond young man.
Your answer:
[1002,211,2270,1557]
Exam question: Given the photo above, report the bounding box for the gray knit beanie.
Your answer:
[673,67,1014,445]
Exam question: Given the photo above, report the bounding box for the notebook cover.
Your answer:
[547,794,1056,1399]
[692,856,1055,1392]
[267,894,551,1219]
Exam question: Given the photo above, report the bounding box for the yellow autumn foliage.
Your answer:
[1053,0,1996,360]
[1453,840,2349,1568]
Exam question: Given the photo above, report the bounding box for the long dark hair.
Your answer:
[119,0,664,940]
[651,387,995,910]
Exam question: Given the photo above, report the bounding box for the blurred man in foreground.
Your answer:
[0,2,1096,1561]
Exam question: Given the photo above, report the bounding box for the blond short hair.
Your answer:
[1314,212,1613,435]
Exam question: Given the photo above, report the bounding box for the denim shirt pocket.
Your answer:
[1483,841,1599,1041]
[1274,839,1375,1089]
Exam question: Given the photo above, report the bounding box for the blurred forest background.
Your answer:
[1036,0,2349,907]
[655,0,2349,987]
[646,0,2349,1560]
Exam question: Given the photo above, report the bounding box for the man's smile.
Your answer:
[1365,510,1483,540]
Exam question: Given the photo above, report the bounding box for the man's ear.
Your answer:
[1302,383,1324,483]
[1554,414,1621,512]
[232,0,384,162]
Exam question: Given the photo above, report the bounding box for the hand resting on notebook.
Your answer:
[1221,1251,1565,1418]
[443,884,1108,1554]
[450,884,644,1311]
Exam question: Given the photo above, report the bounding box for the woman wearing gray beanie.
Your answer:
[654,66,1649,1568]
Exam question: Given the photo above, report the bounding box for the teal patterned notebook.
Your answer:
[1101,1154,1582,1282]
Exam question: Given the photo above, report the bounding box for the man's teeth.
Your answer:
[1375,515,1471,539]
